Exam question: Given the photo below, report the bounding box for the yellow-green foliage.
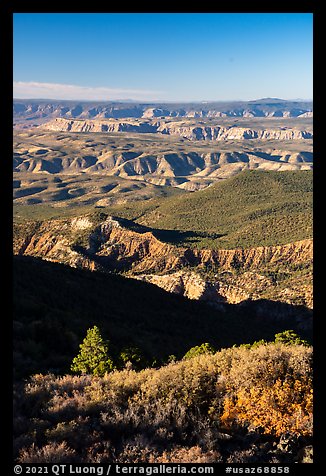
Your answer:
[221,377,312,437]
[182,342,216,360]
[218,344,312,436]
[71,326,115,376]
[14,343,312,463]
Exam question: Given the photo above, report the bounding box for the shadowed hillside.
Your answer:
[13,256,312,379]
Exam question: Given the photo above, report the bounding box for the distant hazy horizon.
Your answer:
[13,13,313,102]
[12,95,313,104]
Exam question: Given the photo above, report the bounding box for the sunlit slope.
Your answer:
[13,170,313,249]
[125,170,313,249]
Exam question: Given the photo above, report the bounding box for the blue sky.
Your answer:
[13,13,313,102]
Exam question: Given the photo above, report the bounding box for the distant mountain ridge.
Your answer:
[13,98,313,124]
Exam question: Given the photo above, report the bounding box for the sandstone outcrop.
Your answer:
[13,215,313,308]
[44,118,157,134]
[156,122,312,141]
[43,118,313,141]
[134,270,252,304]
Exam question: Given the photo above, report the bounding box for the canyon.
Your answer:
[13,214,313,312]
[13,100,313,337]
[12,11,314,464]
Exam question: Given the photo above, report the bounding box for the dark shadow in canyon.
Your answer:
[13,256,312,379]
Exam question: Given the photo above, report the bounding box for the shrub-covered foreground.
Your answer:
[14,343,313,464]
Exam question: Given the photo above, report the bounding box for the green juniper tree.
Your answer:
[71,325,115,376]
[274,330,309,346]
[183,342,216,360]
[237,330,309,349]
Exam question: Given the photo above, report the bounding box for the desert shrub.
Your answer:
[86,368,154,407]
[130,355,222,412]
[218,344,313,437]
[215,343,312,388]
[44,388,99,423]
[18,442,77,463]
[221,377,312,436]
[84,356,222,447]
[153,445,222,463]
[116,436,158,463]
[45,416,102,449]
[14,343,313,463]
[116,440,222,463]
[19,374,95,424]
[21,374,58,412]
[85,440,115,463]
[25,374,93,396]
[225,447,280,464]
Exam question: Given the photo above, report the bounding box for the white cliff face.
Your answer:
[156,123,313,141]
[71,217,94,231]
[298,111,313,118]
[44,118,313,141]
[133,270,252,304]
[45,118,157,134]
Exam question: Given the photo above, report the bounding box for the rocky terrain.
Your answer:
[13,98,313,128]
[13,143,312,183]
[13,100,313,352]
[12,101,314,466]
[13,214,313,312]
[13,119,313,203]
[44,117,313,141]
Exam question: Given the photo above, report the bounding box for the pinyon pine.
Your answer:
[71,326,114,376]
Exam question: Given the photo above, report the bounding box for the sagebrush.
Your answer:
[14,343,312,463]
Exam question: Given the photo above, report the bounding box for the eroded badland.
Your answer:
[13,99,313,463]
